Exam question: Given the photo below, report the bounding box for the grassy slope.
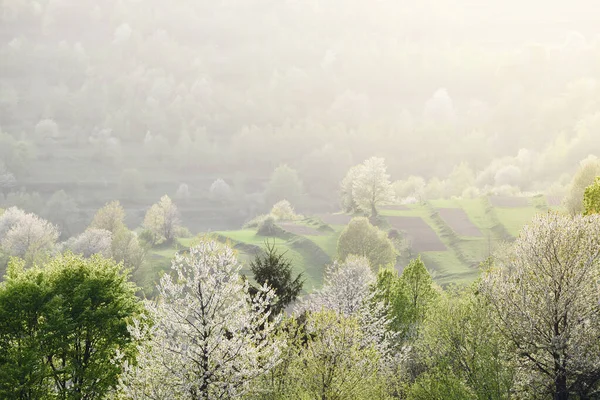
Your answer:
[139,196,552,293]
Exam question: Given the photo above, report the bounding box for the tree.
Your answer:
[0,208,59,267]
[119,240,284,399]
[340,164,364,213]
[410,286,514,400]
[270,200,301,221]
[0,161,16,192]
[0,261,53,399]
[337,217,396,269]
[142,195,181,245]
[373,258,437,340]
[399,257,438,332]
[0,254,143,399]
[564,157,600,215]
[350,157,394,217]
[89,200,126,234]
[265,164,304,208]
[583,176,600,215]
[209,178,232,202]
[250,240,303,315]
[64,228,112,258]
[111,227,146,273]
[42,190,79,238]
[480,213,600,399]
[300,255,396,360]
[286,311,392,400]
[304,255,375,317]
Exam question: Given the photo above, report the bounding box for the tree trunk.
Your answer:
[371,202,378,218]
[554,371,568,400]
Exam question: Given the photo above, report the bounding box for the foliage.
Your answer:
[209,178,233,202]
[118,240,283,399]
[175,182,191,202]
[481,212,600,399]
[583,176,600,215]
[250,240,304,315]
[0,207,59,267]
[564,157,600,215]
[0,254,143,399]
[142,195,181,245]
[265,164,304,208]
[243,214,269,229]
[64,228,113,258]
[373,258,437,340]
[89,201,127,234]
[398,257,438,331]
[340,164,364,213]
[270,199,302,221]
[351,157,395,217]
[290,311,393,399]
[337,217,396,268]
[257,215,286,237]
[42,190,79,238]
[299,255,397,361]
[407,370,476,400]
[111,227,147,272]
[410,286,514,399]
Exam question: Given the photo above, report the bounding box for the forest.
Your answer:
[1,0,600,399]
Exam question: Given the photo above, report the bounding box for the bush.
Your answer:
[257,216,286,238]
[270,200,302,221]
[243,214,269,229]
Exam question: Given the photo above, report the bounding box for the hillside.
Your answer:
[139,194,561,294]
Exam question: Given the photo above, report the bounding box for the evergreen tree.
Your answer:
[250,240,304,315]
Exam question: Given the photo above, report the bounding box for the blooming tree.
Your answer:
[299,255,396,360]
[142,195,181,245]
[0,207,59,266]
[119,240,283,399]
[346,157,394,217]
[481,213,600,399]
[64,228,113,258]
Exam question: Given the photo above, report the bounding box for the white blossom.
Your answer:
[119,240,284,399]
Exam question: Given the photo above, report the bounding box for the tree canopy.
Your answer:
[337,217,396,269]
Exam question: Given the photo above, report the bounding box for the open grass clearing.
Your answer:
[277,222,323,236]
[417,250,478,286]
[316,213,353,225]
[489,196,529,208]
[494,207,542,237]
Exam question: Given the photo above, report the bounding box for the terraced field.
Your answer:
[144,195,564,293]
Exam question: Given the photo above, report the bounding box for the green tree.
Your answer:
[564,157,600,215]
[0,260,53,399]
[337,217,396,269]
[583,176,600,215]
[0,254,143,399]
[257,311,392,400]
[411,286,514,400]
[399,257,437,331]
[250,240,304,315]
[89,200,126,233]
[373,258,437,340]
